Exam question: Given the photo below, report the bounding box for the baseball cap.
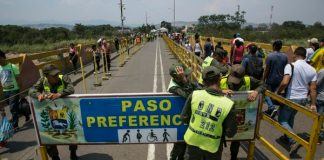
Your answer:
[169,63,191,77]
[214,48,226,58]
[202,66,221,80]
[307,38,319,44]
[233,37,244,44]
[43,64,61,76]
[228,64,245,84]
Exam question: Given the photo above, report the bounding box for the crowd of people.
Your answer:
[0,32,323,159]
[167,33,323,159]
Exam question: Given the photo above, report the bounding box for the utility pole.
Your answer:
[173,0,175,32]
[269,5,274,28]
[145,11,148,25]
[119,0,125,32]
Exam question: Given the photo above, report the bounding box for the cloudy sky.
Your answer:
[0,0,323,26]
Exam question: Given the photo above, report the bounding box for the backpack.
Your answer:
[245,55,264,80]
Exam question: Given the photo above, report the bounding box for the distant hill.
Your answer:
[23,24,74,30]
[174,21,198,27]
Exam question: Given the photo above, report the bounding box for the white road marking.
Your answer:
[147,38,159,160]
[158,38,174,159]
[158,38,166,92]
[166,143,174,160]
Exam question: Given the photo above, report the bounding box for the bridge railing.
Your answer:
[254,91,324,160]
[0,37,143,103]
[189,35,296,63]
[163,35,324,160]
[163,35,203,81]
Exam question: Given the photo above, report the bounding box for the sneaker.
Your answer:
[289,143,301,156]
[70,153,78,160]
[25,115,31,122]
[93,72,97,74]
[279,135,289,145]
[0,141,8,148]
[264,108,274,116]
[51,156,60,160]
[270,108,278,118]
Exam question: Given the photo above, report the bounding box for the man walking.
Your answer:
[263,40,288,117]
[276,47,317,156]
[204,38,214,58]
[242,44,264,80]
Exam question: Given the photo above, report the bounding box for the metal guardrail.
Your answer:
[163,35,324,160]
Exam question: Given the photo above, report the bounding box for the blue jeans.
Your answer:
[317,99,324,139]
[3,90,20,128]
[278,98,308,144]
[265,83,279,110]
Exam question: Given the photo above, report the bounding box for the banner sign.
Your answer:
[30,92,259,145]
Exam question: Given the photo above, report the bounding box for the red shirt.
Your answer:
[234,46,244,63]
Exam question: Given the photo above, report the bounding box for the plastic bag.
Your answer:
[0,116,14,141]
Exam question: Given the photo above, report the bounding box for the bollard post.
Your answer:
[39,145,49,160]
[247,141,255,160]
[57,49,66,73]
[101,52,109,80]
[79,56,88,94]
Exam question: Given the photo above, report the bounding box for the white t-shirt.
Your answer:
[194,43,201,52]
[305,48,314,62]
[284,60,317,99]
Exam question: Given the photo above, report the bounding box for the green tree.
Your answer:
[68,111,77,130]
[73,23,86,38]
[160,21,172,32]
[40,109,51,131]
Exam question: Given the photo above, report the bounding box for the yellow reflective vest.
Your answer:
[43,75,65,93]
[184,90,234,153]
[198,56,214,84]
[220,76,251,91]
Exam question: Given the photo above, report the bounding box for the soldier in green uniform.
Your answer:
[168,63,200,160]
[181,66,237,160]
[29,64,78,160]
[220,64,265,160]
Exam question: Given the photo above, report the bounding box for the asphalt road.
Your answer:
[0,38,323,160]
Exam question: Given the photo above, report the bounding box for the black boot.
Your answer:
[70,151,78,160]
[52,156,60,160]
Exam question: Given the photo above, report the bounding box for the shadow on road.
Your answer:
[0,140,37,154]
[274,138,302,159]
[240,141,270,160]
[79,153,113,160]
[17,120,34,132]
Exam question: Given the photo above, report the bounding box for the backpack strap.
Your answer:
[284,63,294,97]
